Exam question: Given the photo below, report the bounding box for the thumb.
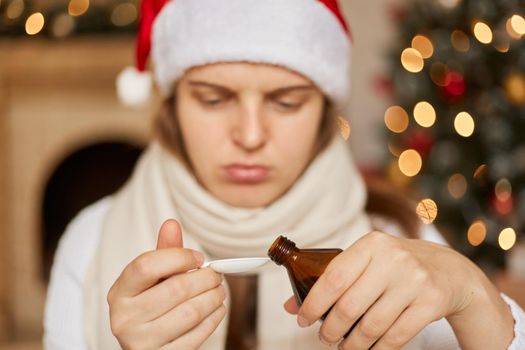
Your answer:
[156,219,184,249]
[283,296,300,315]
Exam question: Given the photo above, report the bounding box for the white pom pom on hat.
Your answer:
[117,0,352,108]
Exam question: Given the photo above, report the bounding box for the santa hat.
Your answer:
[116,0,352,108]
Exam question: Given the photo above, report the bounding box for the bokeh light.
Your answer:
[454,112,475,137]
[473,22,493,44]
[398,149,423,177]
[401,48,424,73]
[438,0,461,8]
[111,3,137,27]
[336,116,351,141]
[384,106,409,133]
[499,228,517,250]
[450,30,470,52]
[411,35,434,59]
[25,12,45,35]
[416,198,438,224]
[473,164,487,183]
[504,72,525,105]
[467,220,487,246]
[495,178,512,202]
[68,0,89,17]
[413,101,436,127]
[51,13,75,38]
[448,173,467,199]
[430,62,449,86]
[507,17,522,40]
[7,0,24,20]
[510,14,525,36]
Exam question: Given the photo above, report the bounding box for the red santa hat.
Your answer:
[117,0,352,108]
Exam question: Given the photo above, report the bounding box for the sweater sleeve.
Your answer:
[43,197,112,350]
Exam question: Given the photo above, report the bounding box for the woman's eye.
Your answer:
[203,98,223,106]
[274,100,301,110]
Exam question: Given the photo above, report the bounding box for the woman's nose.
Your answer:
[231,107,268,152]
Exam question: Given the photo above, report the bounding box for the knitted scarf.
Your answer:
[83,136,424,349]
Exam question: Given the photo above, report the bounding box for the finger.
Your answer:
[135,267,223,321]
[112,248,205,297]
[371,304,436,350]
[148,284,227,346]
[298,239,372,327]
[157,219,184,250]
[283,296,299,315]
[161,304,227,350]
[339,286,416,350]
[319,262,388,345]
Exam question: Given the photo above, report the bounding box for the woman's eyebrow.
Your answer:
[188,81,232,94]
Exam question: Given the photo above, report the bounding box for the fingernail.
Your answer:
[297,315,310,328]
[192,250,205,265]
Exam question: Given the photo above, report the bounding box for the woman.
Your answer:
[44,0,525,349]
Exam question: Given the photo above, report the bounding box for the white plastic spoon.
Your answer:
[201,257,271,274]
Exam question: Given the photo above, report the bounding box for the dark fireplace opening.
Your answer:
[41,141,144,281]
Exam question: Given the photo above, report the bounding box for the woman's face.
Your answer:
[176,63,325,208]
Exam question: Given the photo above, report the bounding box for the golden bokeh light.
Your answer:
[510,14,525,36]
[387,160,411,187]
[411,35,434,59]
[336,116,351,141]
[495,178,512,202]
[384,106,409,133]
[413,101,436,127]
[68,0,89,17]
[7,0,24,20]
[401,48,424,73]
[25,12,45,35]
[448,173,468,199]
[473,164,487,181]
[467,220,487,246]
[499,228,517,251]
[454,112,475,137]
[504,72,525,105]
[451,30,470,52]
[111,3,137,26]
[506,18,522,40]
[398,149,423,177]
[473,21,493,44]
[416,198,438,224]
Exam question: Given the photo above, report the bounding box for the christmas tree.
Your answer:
[384,0,525,267]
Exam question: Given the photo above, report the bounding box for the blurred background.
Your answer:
[0,0,524,348]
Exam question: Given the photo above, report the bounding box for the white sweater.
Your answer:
[44,197,525,350]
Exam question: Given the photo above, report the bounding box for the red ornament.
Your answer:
[403,130,434,157]
[441,71,466,103]
[492,195,513,216]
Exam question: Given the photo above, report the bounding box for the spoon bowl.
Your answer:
[201,257,271,274]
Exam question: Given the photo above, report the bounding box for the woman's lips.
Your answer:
[222,164,271,183]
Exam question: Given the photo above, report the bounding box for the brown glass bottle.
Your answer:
[267,235,342,320]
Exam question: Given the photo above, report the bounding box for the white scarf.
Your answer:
[83,136,424,349]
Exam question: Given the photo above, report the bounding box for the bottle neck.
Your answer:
[267,236,297,266]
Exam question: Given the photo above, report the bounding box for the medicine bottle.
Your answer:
[267,235,342,319]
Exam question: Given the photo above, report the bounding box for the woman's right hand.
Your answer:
[107,219,227,350]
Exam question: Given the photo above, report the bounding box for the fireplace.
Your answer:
[0,37,157,343]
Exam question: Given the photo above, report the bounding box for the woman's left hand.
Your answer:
[283,231,515,350]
